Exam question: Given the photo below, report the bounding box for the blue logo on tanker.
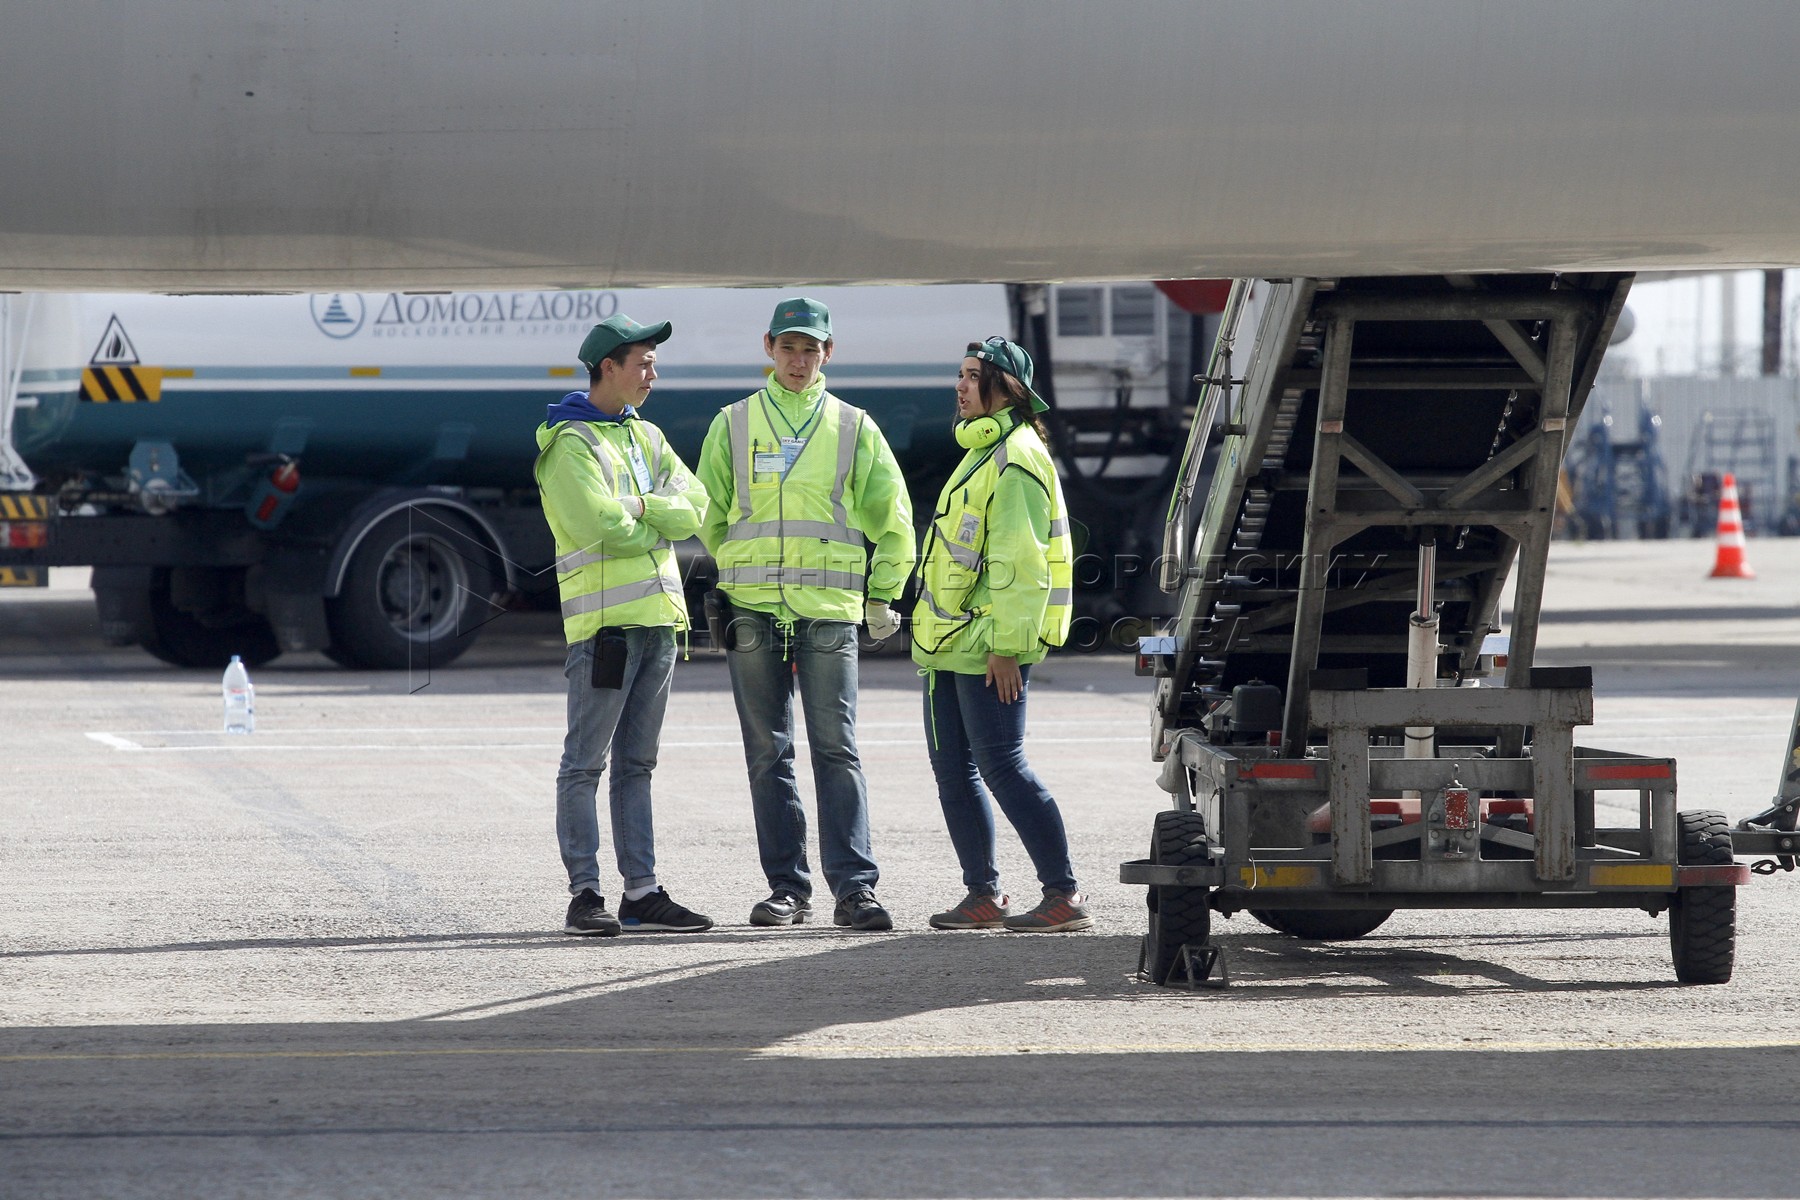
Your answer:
[310,293,367,339]
[306,291,624,340]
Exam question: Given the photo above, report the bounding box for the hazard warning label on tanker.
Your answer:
[81,315,163,402]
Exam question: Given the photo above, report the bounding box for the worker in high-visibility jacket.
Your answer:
[696,296,916,931]
[535,314,713,938]
[912,337,1088,933]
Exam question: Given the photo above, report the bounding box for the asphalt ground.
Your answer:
[3,540,1799,1198]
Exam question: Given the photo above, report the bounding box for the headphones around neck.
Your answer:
[955,411,1015,449]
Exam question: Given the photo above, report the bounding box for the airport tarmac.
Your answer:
[3,539,1799,1198]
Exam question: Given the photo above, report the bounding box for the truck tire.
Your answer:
[1669,809,1735,985]
[325,511,495,670]
[1248,908,1393,940]
[139,568,281,669]
[1144,809,1212,985]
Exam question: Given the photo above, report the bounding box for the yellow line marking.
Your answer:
[349,366,381,377]
[7,1037,1799,1065]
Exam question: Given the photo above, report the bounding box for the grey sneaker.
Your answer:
[929,891,1010,930]
[749,890,813,927]
[564,889,622,937]
[1002,889,1093,932]
[833,888,893,931]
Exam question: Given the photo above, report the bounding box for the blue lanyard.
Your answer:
[762,389,824,440]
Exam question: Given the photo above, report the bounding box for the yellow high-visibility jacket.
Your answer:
[911,419,1073,673]
[535,413,706,643]
[697,375,914,621]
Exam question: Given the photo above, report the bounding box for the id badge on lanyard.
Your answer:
[625,439,654,493]
[753,437,807,479]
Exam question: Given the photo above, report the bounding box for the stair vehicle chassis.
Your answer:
[1124,275,1767,986]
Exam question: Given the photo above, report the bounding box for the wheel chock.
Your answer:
[1175,943,1229,989]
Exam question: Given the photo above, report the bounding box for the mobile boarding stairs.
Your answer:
[1124,275,1796,987]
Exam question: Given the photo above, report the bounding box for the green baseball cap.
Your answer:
[578,314,672,370]
[768,296,832,342]
[967,336,1049,412]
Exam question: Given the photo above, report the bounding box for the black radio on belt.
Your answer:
[590,627,628,689]
[702,589,733,652]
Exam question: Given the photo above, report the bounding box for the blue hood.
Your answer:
[545,391,635,425]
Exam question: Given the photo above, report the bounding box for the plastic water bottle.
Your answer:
[222,655,255,734]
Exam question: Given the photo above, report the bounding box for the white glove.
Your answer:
[864,600,900,641]
[618,494,645,519]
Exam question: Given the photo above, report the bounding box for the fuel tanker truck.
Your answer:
[0,284,1211,668]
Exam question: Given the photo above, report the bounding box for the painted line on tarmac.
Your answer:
[6,1035,1800,1065]
[78,734,1146,753]
[83,732,143,751]
[89,717,1142,737]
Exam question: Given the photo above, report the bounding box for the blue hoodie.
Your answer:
[544,390,635,426]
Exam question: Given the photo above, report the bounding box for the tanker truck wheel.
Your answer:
[1669,809,1736,984]
[1248,908,1393,940]
[1144,809,1212,985]
[325,511,495,670]
[139,567,281,669]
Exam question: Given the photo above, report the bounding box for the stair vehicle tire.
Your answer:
[1669,808,1736,985]
[1144,809,1213,985]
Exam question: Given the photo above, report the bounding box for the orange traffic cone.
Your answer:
[1708,472,1756,579]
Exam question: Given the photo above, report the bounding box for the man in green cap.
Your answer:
[696,296,916,930]
[535,313,713,936]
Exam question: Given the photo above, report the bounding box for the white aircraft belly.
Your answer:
[3,0,1797,290]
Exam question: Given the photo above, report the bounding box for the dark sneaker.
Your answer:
[749,890,813,927]
[929,890,1011,930]
[564,889,621,937]
[833,888,893,931]
[617,888,714,933]
[1003,889,1093,933]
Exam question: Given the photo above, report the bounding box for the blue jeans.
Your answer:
[923,665,1078,896]
[556,627,674,896]
[726,608,878,900]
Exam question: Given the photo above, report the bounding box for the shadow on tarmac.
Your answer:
[2,929,1798,1197]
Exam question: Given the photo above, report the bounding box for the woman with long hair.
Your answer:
[911,337,1087,932]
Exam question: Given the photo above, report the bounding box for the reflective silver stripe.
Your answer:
[994,441,1009,473]
[721,519,858,545]
[640,422,667,480]
[560,574,673,618]
[1047,588,1072,606]
[557,539,672,572]
[717,566,865,590]
[729,399,753,519]
[1047,517,1068,538]
[830,402,863,527]
[917,585,971,624]
[944,540,982,569]
[563,422,615,491]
